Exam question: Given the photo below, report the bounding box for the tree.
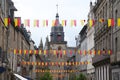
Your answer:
[77,73,87,80]
[40,72,53,80]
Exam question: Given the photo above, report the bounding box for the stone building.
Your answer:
[92,0,112,80]
[48,13,67,80]
[0,0,34,79]
[79,25,88,75]
[87,2,95,80]
[110,0,120,79]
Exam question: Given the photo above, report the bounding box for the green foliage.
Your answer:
[40,72,53,80]
[69,73,77,80]
[77,73,87,80]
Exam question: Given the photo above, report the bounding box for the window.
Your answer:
[115,10,118,27]
[14,28,15,41]
[115,37,118,53]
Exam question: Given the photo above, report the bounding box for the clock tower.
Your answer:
[49,13,67,80]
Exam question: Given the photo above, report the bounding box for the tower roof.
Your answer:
[45,36,49,46]
[39,38,43,49]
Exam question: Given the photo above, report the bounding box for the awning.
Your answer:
[14,73,28,80]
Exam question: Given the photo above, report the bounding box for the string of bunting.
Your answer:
[12,49,112,55]
[34,68,94,73]
[21,61,91,66]
[3,18,120,27]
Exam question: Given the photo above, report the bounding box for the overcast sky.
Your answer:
[12,0,95,47]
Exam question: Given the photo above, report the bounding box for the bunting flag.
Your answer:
[63,50,66,55]
[14,49,17,54]
[4,18,10,27]
[19,49,22,54]
[89,19,95,27]
[43,20,48,27]
[24,19,30,27]
[11,49,112,55]
[108,50,112,55]
[52,20,55,26]
[98,50,101,55]
[21,61,91,66]
[80,20,85,26]
[117,18,120,27]
[29,50,33,55]
[3,18,120,27]
[99,18,104,23]
[108,18,114,27]
[14,18,21,27]
[70,20,74,27]
[70,20,76,27]
[39,50,42,55]
[62,20,67,26]
[34,20,39,27]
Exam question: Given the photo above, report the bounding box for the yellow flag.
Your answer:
[98,50,101,55]
[117,18,120,27]
[33,20,36,27]
[44,50,46,55]
[89,19,93,27]
[53,50,56,55]
[108,19,111,27]
[34,50,36,54]
[4,18,10,27]
[52,20,55,26]
[43,20,45,27]
[14,18,18,27]
[71,20,74,27]
[63,50,66,55]
[39,50,42,55]
[81,20,85,26]
[62,20,65,26]
[14,49,16,54]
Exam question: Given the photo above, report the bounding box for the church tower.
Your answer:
[50,13,66,44]
[49,12,67,80]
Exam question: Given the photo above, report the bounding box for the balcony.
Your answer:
[92,54,110,67]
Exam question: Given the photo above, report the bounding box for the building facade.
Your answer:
[110,0,120,80]
[48,13,67,80]
[92,0,112,80]
[0,0,35,80]
[87,2,95,80]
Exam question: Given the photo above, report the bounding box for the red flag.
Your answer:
[74,20,76,26]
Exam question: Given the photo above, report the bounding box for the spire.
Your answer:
[56,4,59,19]
[45,36,49,46]
[54,4,60,26]
[39,38,43,49]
